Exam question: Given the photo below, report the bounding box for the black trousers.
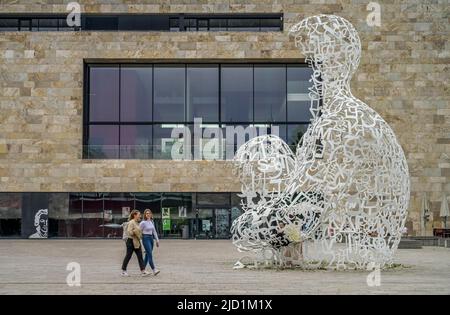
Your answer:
[122,238,145,271]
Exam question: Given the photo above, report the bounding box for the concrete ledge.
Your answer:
[407,236,439,246]
[398,239,422,249]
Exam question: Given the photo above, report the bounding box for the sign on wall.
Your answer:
[21,193,49,239]
[162,207,171,231]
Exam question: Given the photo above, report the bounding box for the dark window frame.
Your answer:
[1,13,282,32]
[83,62,313,160]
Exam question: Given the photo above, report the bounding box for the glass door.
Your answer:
[215,208,230,239]
[195,208,231,239]
[197,208,214,239]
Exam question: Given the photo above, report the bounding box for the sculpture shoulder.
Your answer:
[322,95,388,128]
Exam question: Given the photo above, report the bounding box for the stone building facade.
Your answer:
[0,0,449,237]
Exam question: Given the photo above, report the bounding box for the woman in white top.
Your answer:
[139,209,160,275]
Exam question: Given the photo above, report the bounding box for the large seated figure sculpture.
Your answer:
[231,15,410,270]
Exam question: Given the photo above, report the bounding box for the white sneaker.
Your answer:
[153,269,160,276]
[121,271,130,277]
[141,270,151,277]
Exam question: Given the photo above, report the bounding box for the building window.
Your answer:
[89,66,120,122]
[254,65,287,122]
[0,193,246,239]
[220,65,254,123]
[187,65,219,122]
[120,125,153,159]
[84,63,314,159]
[0,14,282,32]
[87,125,119,159]
[154,65,186,122]
[120,66,153,122]
[287,65,314,122]
[0,193,22,237]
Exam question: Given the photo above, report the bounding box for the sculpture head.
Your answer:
[34,208,48,236]
[289,15,361,88]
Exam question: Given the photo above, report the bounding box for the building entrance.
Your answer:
[195,208,231,239]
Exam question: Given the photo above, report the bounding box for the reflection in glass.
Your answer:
[48,193,82,238]
[161,193,193,238]
[120,67,153,122]
[287,66,313,122]
[120,125,152,159]
[197,208,214,239]
[209,19,227,31]
[154,65,185,122]
[221,65,253,122]
[87,125,119,159]
[192,124,223,160]
[0,193,21,237]
[227,19,259,31]
[254,65,286,122]
[153,124,187,159]
[287,124,309,152]
[197,193,230,206]
[215,208,230,239]
[231,193,244,224]
[187,65,219,122]
[222,124,255,159]
[89,66,119,122]
[103,193,134,238]
[82,193,104,238]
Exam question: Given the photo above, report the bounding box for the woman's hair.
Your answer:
[128,209,140,221]
[144,209,153,220]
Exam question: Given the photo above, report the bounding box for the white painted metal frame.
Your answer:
[232,15,410,270]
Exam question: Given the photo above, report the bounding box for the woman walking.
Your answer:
[140,209,160,276]
[121,210,150,277]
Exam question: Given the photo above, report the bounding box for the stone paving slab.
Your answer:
[0,240,449,295]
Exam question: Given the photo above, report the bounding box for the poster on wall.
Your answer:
[162,207,171,231]
[122,206,130,218]
[21,193,49,239]
[178,206,187,218]
[202,220,211,232]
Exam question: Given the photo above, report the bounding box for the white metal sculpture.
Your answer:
[231,15,410,270]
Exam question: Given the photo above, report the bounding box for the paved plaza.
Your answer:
[0,239,449,295]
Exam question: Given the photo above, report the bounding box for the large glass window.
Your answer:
[135,193,162,236]
[0,193,21,237]
[254,65,286,122]
[287,65,313,122]
[1,14,282,32]
[0,192,248,240]
[287,124,308,151]
[187,65,219,122]
[48,193,82,238]
[82,193,104,238]
[89,66,119,122]
[120,125,152,159]
[153,124,186,159]
[85,63,314,159]
[161,193,194,238]
[103,193,134,238]
[221,65,253,123]
[154,65,185,122]
[120,66,153,122]
[87,125,119,159]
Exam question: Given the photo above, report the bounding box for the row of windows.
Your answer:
[0,192,242,239]
[86,64,313,123]
[0,14,283,32]
[84,63,314,159]
[84,123,308,159]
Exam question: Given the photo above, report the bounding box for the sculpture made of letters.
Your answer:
[231,15,410,270]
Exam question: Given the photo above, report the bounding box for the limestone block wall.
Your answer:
[0,0,448,236]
